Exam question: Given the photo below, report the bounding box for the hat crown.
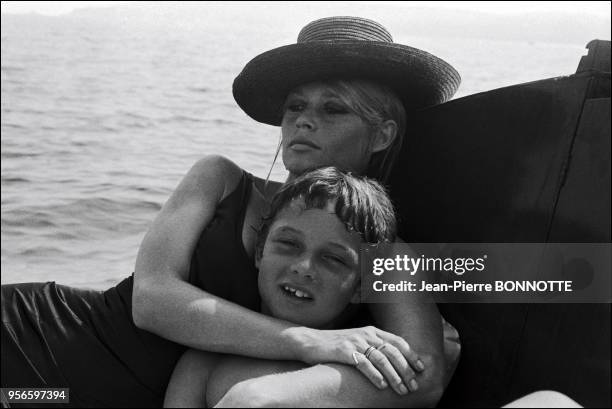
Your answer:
[297,16,393,43]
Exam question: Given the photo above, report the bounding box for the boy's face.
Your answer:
[257,199,362,328]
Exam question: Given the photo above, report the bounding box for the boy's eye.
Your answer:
[276,239,298,248]
[324,254,348,267]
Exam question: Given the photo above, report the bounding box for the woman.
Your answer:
[1,16,460,407]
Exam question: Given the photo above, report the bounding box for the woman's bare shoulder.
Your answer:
[188,155,245,201]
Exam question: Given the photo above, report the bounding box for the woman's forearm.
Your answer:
[132,272,432,391]
[133,274,305,360]
[130,157,310,360]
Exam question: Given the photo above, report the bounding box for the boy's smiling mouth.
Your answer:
[280,284,314,300]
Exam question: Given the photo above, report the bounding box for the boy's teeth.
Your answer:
[283,285,311,299]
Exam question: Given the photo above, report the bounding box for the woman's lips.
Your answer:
[290,143,318,152]
[289,139,320,151]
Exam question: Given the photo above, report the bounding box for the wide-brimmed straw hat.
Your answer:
[233,16,461,126]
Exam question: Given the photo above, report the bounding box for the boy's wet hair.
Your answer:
[256,167,397,256]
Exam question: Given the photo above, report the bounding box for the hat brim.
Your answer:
[233,40,461,126]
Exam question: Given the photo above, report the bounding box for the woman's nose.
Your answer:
[295,109,316,130]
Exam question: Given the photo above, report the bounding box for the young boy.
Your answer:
[164,167,397,407]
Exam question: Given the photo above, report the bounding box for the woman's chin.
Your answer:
[283,155,324,176]
[284,162,318,176]
[283,154,364,177]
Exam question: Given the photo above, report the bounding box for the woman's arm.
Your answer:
[363,243,448,405]
[133,155,302,358]
[210,323,443,408]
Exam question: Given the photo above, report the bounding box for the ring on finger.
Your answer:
[364,346,376,360]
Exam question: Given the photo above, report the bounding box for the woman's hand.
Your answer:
[293,326,425,395]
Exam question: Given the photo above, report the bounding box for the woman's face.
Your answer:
[281,82,374,176]
[257,199,362,328]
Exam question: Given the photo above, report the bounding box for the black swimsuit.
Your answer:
[1,170,260,407]
[189,170,261,311]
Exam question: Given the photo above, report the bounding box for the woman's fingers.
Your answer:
[352,352,389,390]
[365,348,411,395]
[378,331,425,374]
[376,343,418,392]
[307,327,425,395]
[346,328,422,394]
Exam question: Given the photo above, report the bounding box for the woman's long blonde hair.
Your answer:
[323,79,407,184]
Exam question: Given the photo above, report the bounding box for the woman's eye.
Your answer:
[285,102,305,112]
[324,104,348,114]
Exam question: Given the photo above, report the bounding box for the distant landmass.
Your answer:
[2,4,610,46]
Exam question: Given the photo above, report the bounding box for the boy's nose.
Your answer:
[292,256,315,281]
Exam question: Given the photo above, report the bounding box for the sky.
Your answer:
[1,1,611,17]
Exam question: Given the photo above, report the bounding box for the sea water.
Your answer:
[0,5,603,289]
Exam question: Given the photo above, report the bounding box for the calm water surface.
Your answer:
[0,6,596,289]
